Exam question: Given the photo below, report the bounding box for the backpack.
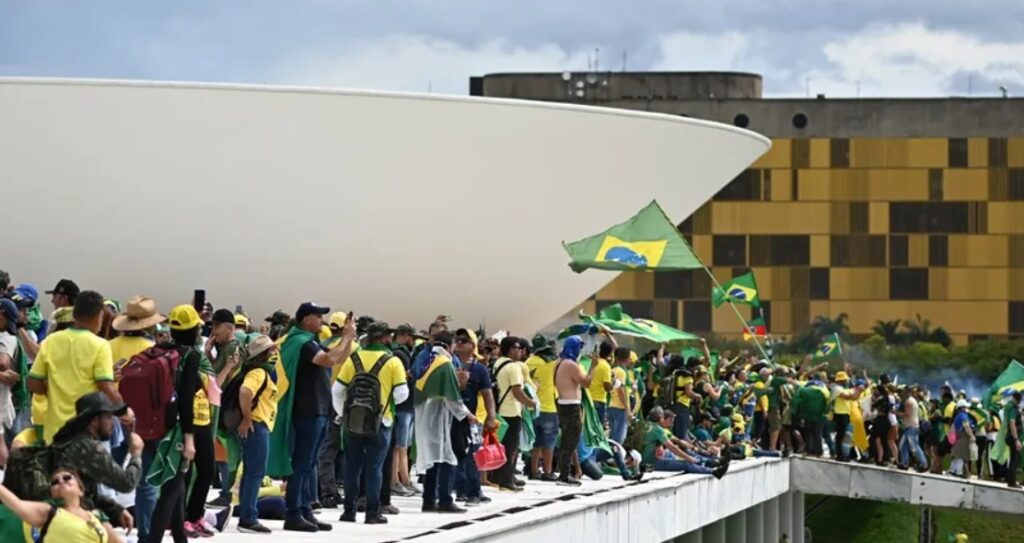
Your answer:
[3,442,66,500]
[344,352,389,437]
[657,371,678,409]
[623,417,650,459]
[491,358,515,411]
[119,345,181,441]
[219,367,269,433]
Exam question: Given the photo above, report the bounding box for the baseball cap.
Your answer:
[45,279,80,299]
[395,323,417,336]
[328,311,349,329]
[265,310,290,324]
[234,314,250,328]
[168,305,202,331]
[295,302,330,322]
[10,284,39,308]
[211,309,235,325]
[0,299,18,334]
[365,321,395,339]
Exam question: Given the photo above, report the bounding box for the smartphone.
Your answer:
[193,289,206,312]
[348,311,354,322]
[235,304,243,314]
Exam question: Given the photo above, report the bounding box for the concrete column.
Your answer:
[779,491,793,541]
[764,496,780,542]
[791,491,805,543]
[745,502,765,543]
[674,528,703,543]
[703,518,726,543]
[725,511,747,543]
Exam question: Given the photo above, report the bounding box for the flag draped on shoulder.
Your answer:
[712,271,760,308]
[814,333,842,360]
[268,326,315,478]
[414,349,462,404]
[562,200,703,273]
[983,360,1024,410]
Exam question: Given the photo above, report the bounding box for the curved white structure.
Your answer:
[0,78,769,333]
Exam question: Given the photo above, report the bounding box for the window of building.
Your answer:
[989,138,1009,168]
[889,235,908,266]
[683,301,711,332]
[928,169,944,201]
[929,235,948,267]
[890,268,929,300]
[830,235,886,267]
[1009,169,1024,201]
[713,235,747,266]
[1011,302,1024,334]
[948,138,968,168]
[713,169,761,201]
[810,268,830,300]
[758,301,771,330]
[749,235,810,266]
[830,138,850,168]
[849,202,869,233]
[762,170,772,201]
[792,113,808,129]
[733,114,750,128]
[653,270,692,299]
[890,202,969,233]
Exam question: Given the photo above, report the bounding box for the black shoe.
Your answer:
[513,478,526,487]
[320,495,339,509]
[465,496,481,506]
[283,516,318,532]
[422,503,437,513]
[305,516,332,531]
[214,506,232,532]
[455,494,467,502]
[557,477,582,487]
[206,495,231,508]
[339,511,356,522]
[238,521,272,534]
[381,504,400,515]
[311,501,322,512]
[356,497,366,513]
[540,473,559,482]
[437,502,467,513]
[781,449,791,458]
[366,514,388,524]
[477,495,492,503]
[712,463,730,480]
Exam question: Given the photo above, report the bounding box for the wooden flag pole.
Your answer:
[702,267,773,362]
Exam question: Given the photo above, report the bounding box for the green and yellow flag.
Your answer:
[268,326,315,478]
[414,351,462,404]
[711,271,760,307]
[983,359,1024,410]
[814,333,842,360]
[562,200,703,273]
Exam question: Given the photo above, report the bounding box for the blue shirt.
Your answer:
[953,411,971,433]
[694,427,713,442]
[455,355,491,413]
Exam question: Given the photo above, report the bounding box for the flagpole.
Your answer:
[702,267,773,362]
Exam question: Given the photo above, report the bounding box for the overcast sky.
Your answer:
[2,1,1022,98]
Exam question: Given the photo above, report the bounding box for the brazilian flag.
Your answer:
[712,271,760,307]
[982,359,1024,410]
[814,333,842,360]
[562,200,703,273]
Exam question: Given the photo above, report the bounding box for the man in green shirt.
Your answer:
[1004,392,1022,488]
[792,379,830,456]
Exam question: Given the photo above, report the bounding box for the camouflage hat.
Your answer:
[57,391,128,436]
[531,334,555,354]
[365,320,395,339]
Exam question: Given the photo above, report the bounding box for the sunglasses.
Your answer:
[455,337,472,344]
[50,474,75,487]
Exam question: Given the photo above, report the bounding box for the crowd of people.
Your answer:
[0,271,1020,542]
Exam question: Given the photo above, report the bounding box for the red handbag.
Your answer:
[474,431,507,472]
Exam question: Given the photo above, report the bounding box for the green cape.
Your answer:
[267,327,315,478]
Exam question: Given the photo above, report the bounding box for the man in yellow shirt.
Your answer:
[672,356,699,439]
[235,335,279,534]
[332,322,408,525]
[28,290,120,444]
[608,347,632,444]
[526,335,559,480]
[587,340,616,424]
[492,337,538,491]
[830,371,863,461]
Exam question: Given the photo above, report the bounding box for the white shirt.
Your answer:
[903,397,920,428]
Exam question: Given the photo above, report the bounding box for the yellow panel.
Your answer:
[710,267,734,285]
[710,202,832,235]
[869,169,928,201]
[885,139,910,168]
[772,301,793,334]
[692,235,712,263]
[908,235,928,267]
[830,269,888,300]
[947,235,968,267]
[712,302,751,334]
[907,301,1007,334]
[869,202,889,234]
[850,139,881,168]
[809,138,830,168]
[753,139,791,169]
[770,169,793,201]
[580,299,597,315]
[771,268,791,299]
[797,169,831,201]
[965,235,1008,267]
[633,272,654,299]
[987,203,1024,234]
[968,138,989,168]
[750,267,773,300]
[943,169,988,200]
[825,301,913,335]
[929,268,948,301]
[907,138,949,168]
[830,169,870,201]
[1009,137,1024,167]
[810,236,830,267]
[949,334,969,345]
[808,301,831,323]
[945,268,1007,300]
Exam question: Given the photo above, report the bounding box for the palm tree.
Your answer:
[900,314,952,348]
[871,319,903,344]
[809,313,851,341]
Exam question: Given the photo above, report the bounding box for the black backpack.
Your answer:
[491,358,515,411]
[219,367,269,433]
[344,352,389,437]
[657,370,678,409]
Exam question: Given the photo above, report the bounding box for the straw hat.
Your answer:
[111,296,166,332]
[247,335,278,358]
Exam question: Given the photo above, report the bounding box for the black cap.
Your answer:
[264,310,290,325]
[365,321,395,339]
[295,302,330,322]
[45,279,80,299]
[394,323,417,336]
[211,309,235,325]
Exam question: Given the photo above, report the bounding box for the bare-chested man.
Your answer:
[553,335,595,486]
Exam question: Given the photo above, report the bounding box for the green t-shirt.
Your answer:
[642,424,669,465]
[767,376,787,409]
[211,339,241,374]
[1004,402,1022,442]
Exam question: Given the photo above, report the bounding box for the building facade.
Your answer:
[474,72,1024,344]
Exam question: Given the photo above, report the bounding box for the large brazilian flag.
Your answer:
[267,326,316,478]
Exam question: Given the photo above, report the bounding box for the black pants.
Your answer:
[144,466,189,543]
[557,404,582,480]
[493,416,522,486]
[186,425,215,522]
[803,419,824,456]
[1008,440,1021,487]
[833,414,851,459]
[318,417,343,503]
[359,425,396,506]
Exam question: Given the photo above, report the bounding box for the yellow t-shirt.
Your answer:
[193,373,212,427]
[609,366,629,410]
[323,336,360,382]
[675,374,695,407]
[495,358,525,418]
[588,357,612,404]
[45,508,109,543]
[242,367,279,431]
[108,335,154,366]
[336,349,407,425]
[29,328,115,443]
[13,426,41,447]
[526,355,558,413]
[834,387,853,415]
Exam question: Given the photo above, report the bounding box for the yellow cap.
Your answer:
[629,351,639,363]
[234,314,250,327]
[168,305,202,331]
[328,311,348,328]
[319,324,332,342]
[835,371,849,382]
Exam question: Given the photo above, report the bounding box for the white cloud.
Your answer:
[651,31,750,72]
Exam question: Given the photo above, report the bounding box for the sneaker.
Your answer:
[422,503,437,513]
[206,495,231,509]
[339,511,356,522]
[392,484,415,497]
[405,482,422,495]
[194,519,216,537]
[304,515,332,531]
[214,506,232,533]
[455,495,468,502]
[437,502,467,513]
[365,514,388,525]
[465,496,481,506]
[183,522,201,538]
[540,473,559,482]
[381,504,400,515]
[712,463,730,480]
[238,521,272,534]
[477,495,492,504]
[499,484,524,492]
[282,516,318,532]
[557,477,582,487]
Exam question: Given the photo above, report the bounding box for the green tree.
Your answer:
[809,313,851,341]
[871,319,904,344]
[901,314,952,348]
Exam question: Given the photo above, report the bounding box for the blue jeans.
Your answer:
[654,457,713,474]
[134,440,159,540]
[581,447,630,480]
[393,410,414,448]
[286,415,328,518]
[424,462,456,507]
[594,402,607,426]
[343,425,392,516]
[900,426,928,468]
[608,407,628,444]
[672,404,692,439]
[455,441,482,499]
[239,422,270,524]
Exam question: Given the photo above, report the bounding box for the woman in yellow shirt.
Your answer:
[0,467,123,542]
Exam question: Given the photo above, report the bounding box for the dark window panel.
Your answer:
[990,168,1008,200]
[682,301,711,332]
[949,138,968,168]
[653,270,693,299]
[1009,169,1024,201]
[731,266,752,278]
[831,235,886,266]
[990,138,1009,168]
[830,138,849,168]
[889,202,969,233]
[890,268,929,300]
[713,235,747,266]
[468,77,484,96]
[929,235,948,267]
[653,300,680,329]
[791,139,810,169]
[596,300,654,319]
[678,215,693,234]
[928,169,944,201]
[758,301,771,331]
[810,268,830,299]
[968,202,989,234]
[762,169,773,201]
[890,235,908,266]
[849,202,869,233]
[749,235,810,266]
[713,169,761,201]
[1011,302,1024,334]
[693,270,713,301]
[792,169,800,201]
